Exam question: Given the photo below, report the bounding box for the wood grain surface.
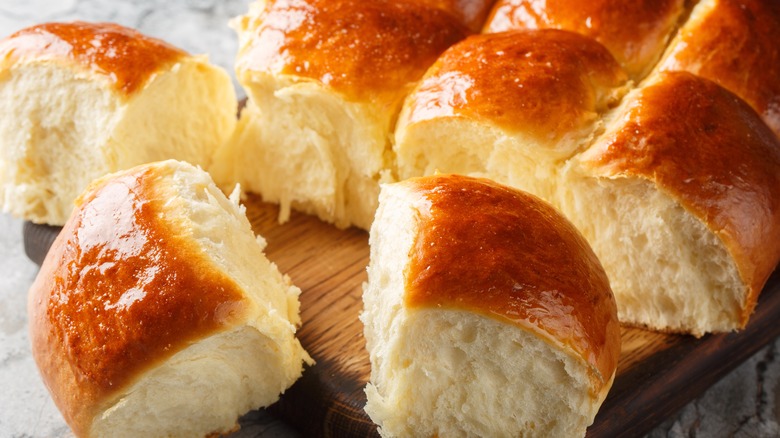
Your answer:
[23,196,780,437]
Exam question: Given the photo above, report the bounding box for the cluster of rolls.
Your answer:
[2,0,779,437]
[214,0,780,338]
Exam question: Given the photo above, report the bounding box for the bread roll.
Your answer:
[0,22,237,226]
[567,71,780,335]
[28,160,311,437]
[484,0,685,79]
[210,0,493,230]
[395,29,630,201]
[655,0,780,137]
[362,174,620,437]
[395,27,780,336]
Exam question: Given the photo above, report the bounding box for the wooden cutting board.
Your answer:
[24,196,780,437]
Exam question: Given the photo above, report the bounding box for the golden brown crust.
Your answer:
[236,0,469,103]
[581,71,780,325]
[28,167,248,435]
[657,0,780,137]
[404,174,621,387]
[403,29,628,143]
[483,0,685,78]
[0,21,187,95]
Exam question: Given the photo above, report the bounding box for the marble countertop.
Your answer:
[1,1,779,437]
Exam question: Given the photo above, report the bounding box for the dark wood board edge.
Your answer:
[22,221,61,266]
[269,366,378,438]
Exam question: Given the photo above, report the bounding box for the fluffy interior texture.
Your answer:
[364,310,597,438]
[113,56,237,170]
[91,326,292,438]
[164,160,304,329]
[0,57,236,226]
[394,118,586,203]
[362,183,599,437]
[209,73,395,230]
[557,166,743,336]
[89,160,310,437]
[0,64,120,224]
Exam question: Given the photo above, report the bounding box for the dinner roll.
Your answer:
[395,29,630,202]
[567,71,780,335]
[655,0,780,137]
[0,22,237,225]
[484,0,685,79]
[362,174,620,437]
[210,0,482,230]
[28,160,311,437]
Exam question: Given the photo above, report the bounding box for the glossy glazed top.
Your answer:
[404,174,621,386]
[581,71,780,323]
[28,165,248,434]
[0,21,186,94]
[483,0,685,78]
[658,0,780,136]
[235,0,469,103]
[404,29,627,144]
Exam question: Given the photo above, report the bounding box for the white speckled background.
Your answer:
[0,1,778,437]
